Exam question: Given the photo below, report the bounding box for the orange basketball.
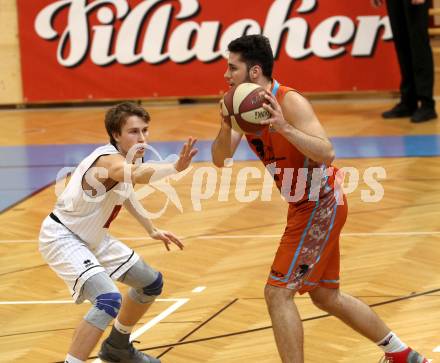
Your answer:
[221,83,270,134]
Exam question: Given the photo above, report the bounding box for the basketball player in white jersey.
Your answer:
[39,102,198,363]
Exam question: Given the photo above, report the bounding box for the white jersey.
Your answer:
[53,144,131,246]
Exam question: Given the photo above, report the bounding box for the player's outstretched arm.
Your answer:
[261,91,335,166]
[100,137,198,184]
[211,103,243,167]
[123,198,184,250]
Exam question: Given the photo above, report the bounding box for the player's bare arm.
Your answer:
[97,137,198,184]
[211,103,243,167]
[261,91,335,165]
[123,198,184,251]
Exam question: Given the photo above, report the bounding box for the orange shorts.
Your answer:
[268,192,348,294]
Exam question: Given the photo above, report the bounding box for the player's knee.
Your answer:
[143,271,163,296]
[84,291,122,330]
[129,272,163,304]
[309,288,340,312]
[310,296,327,311]
[264,284,293,308]
[96,292,122,317]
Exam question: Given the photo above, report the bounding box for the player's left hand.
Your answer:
[411,0,425,4]
[260,91,290,133]
[175,137,198,172]
[150,229,184,251]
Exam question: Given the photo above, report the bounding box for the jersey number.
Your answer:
[103,205,122,228]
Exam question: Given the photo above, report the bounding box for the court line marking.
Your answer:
[0,300,74,305]
[0,298,183,305]
[0,237,150,243]
[1,231,440,244]
[196,231,440,239]
[156,298,238,359]
[192,286,206,293]
[129,299,189,342]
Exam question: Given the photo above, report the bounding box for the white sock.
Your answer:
[114,318,134,335]
[376,332,408,353]
[64,353,84,363]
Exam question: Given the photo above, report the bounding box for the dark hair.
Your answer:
[228,35,274,79]
[105,102,150,147]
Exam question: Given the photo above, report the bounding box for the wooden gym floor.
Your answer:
[0,99,439,362]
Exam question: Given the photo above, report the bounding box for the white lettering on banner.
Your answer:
[296,0,317,13]
[34,0,392,67]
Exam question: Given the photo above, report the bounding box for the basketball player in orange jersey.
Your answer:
[211,35,428,363]
[39,102,197,363]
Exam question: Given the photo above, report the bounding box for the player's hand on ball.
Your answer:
[219,100,232,128]
[175,137,198,172]
[260,91,289,132]
[150,228,184,251]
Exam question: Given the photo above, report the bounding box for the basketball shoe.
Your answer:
[98,339,160,363]
[379,347,429,363]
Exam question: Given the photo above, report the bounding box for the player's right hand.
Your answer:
[175,137,198,172]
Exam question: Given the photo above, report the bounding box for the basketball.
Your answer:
[221,83,271,134]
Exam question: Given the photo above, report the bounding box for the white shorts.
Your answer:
[39,216,139,302]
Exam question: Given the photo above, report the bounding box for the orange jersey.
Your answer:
[244,81,347,293]
[245,80,338,204]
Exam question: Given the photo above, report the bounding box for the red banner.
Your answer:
[17,0,400,102]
